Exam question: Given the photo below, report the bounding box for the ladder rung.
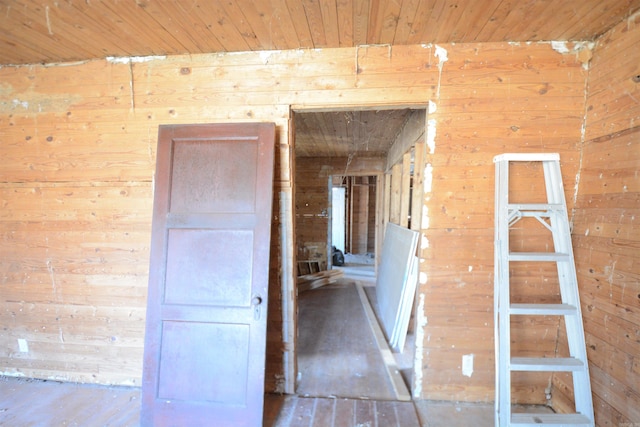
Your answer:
[511,357,585,372]
[494,153,560,162]
[511,413,592,426]
[510,303,577,316]
[508,203,564,212]
[509,252,569,262]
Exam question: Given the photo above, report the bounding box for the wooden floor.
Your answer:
[264,394,421,427]
[297,279,398,400]
[0,377,422,426]
[0,376,140,426]
[0,372,554,426]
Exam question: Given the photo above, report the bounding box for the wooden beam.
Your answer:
[356,283,412,401]
[297,269,344,292]
[389,163,402,225]
[411,141,426,232]
[383,172,392,232]
[385,109,426,171]
[400,151,412,228]
[375,173,384,273]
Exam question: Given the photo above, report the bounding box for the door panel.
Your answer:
[164,229,254,306]
[142,123,275,427]
[157,321,250,404]
[169,140,258,213]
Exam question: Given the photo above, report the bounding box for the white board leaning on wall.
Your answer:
[376,223,420,352]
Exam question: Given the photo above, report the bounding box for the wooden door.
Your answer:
[141,123,275,427]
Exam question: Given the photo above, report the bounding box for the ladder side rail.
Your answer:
[543,161,595,422]
[543,161,577,305]
[495,159,512,427]
[549,208,594,418]
[543,161,579,308]
[494,159,501,427]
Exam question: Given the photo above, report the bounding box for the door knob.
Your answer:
[252,295,263,320]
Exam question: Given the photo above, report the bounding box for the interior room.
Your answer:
[0,1,638,426]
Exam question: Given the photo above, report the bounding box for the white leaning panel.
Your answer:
[376,223,420,352]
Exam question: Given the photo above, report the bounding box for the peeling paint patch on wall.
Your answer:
[462,353,474,377]
[0,83,82,113]
[105,55,167,64]
[422,164,433,229]
[426,119,437,154]
[551,41,570,54]
[548,41,594,69]
[413,293,428,397]
[434,45,448,98]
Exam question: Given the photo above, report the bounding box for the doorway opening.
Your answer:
[330,175,376,277]
[290,106,427,400]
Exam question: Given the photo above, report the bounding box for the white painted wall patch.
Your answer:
[413,293,428,397]
[428,100,437,114]
[551,41,570,54]
[434,45,449,63]
[462,353,474,377]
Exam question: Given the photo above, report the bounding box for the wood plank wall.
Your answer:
[419,42,588,403]
[295,158,384,269]
[560,12,640,425]
[0,43,589,402]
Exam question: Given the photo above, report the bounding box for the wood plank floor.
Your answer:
[0,376,140,426]
[264,394,421,427]
[0,374,554,426]
[297,280,398,400]
[0,377,423,426]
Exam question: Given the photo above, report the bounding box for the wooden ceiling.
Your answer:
[1,0,638,159]
[294,109,420,158]
[1,0,638,66]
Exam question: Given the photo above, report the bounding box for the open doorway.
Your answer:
[291,107,427,400]
[331,175,376,278]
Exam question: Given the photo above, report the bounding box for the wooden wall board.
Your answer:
[410,141,426,233]
[351,177,371,254]
[419,40,586,402]
[561,14,640,425]
[382,172,391,231]
[389,163,402,225]
[295,157,384,268]
[584,13,640,141]
[367,182,377,253]
[0,42,592,405]
[385,109,426,171]
[399,152,412,229]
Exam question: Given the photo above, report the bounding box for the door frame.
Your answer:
[283,104,429,396]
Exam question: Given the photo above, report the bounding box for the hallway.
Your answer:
[296,279,398,400]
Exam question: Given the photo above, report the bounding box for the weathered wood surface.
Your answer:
[295,157,384,269]
[266,395,421,427]
[0,377,140,426]
[297,269,344,293]
[296,281,399,400]
[0,42,591,403]
[418,41,587,403]
[0,377,423,427]
[1,0,636,66]
[563,13,640,426]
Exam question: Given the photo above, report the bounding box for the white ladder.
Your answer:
[494,153,594,427]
